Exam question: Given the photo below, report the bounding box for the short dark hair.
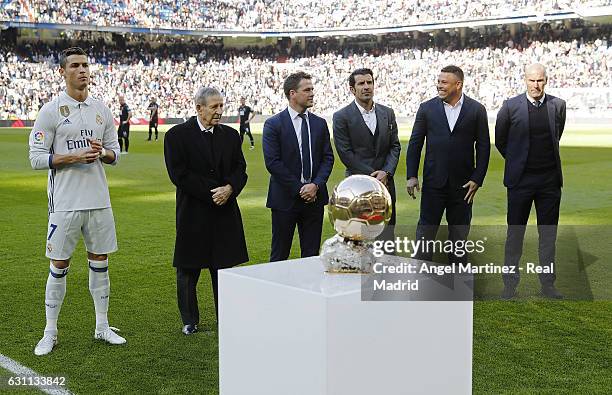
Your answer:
[348,68,374,88]
[283,71,311,100]
[59,47,88,68]
[440,65,464,82]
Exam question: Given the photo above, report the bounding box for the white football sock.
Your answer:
[44,262,68,336]
[88,259,110,332]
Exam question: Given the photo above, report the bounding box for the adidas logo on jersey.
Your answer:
[62,118,72,125]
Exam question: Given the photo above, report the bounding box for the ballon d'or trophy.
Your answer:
[320,175,392,273]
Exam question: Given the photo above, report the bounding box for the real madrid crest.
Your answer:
[60,105,70,117]
[96,113,103,125]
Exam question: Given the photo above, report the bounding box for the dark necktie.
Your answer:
[533,100,541,108]
[202,128,215,164]
[297,113,311,182]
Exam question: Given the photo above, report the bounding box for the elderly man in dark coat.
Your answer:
[164,87,248,335]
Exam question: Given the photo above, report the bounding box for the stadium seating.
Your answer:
[2,0,612,30]
[1,24,610,119]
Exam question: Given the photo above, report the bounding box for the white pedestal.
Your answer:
[219,256,472,395]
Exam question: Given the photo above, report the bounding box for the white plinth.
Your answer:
[219,256,472,395]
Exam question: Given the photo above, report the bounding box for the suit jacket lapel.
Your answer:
[212,125,224,170]
[453,95,469,132]
[188,117,214,168]
[308,115,317,164]
[375,104,388,156]
[520,93,530,135]
[437,99,452,134]
[545,97,557,141]
[281,108,300,155]
[350,101,373,138]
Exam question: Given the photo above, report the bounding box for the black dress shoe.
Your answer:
[182,324,198,335]
[501,286,517,300]
[541,286,563,299]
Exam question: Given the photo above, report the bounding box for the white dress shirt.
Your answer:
[443,93,464,132]
[355,100,377,135]
[287,106,313,183]
[526,93,546,107]
[196,116,213,133]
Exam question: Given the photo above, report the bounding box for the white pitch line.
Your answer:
[0,353,72,395]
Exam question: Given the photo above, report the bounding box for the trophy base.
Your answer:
[319,234,375,274]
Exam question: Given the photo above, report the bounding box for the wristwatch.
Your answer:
[100,148,107,159]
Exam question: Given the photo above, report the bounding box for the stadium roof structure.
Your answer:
[2,7,612,37]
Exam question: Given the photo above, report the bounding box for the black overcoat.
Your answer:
[164,117,248,269]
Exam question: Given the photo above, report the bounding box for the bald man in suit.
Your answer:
[496,63,566,300]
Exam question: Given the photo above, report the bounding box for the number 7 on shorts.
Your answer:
[48,224,58,240]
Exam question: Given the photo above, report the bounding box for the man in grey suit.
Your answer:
[333,68,401,239]
[496,63,566,300]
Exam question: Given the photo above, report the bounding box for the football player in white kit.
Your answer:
[29,47,126,355]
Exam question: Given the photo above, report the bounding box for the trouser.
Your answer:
[118,125,130,152]
[503,168,561,288]
[240,124,254,145]
[148,121,158,140]
[176,267,219,325]
[270,202,324,262]
[415,180,472,264]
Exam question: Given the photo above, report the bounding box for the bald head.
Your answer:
[524,63,548,101]
[525,63,547,79]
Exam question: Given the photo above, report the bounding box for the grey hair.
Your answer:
[524,63,548,79]
[195,87,222,105]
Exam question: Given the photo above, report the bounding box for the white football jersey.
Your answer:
[29,91,120,213]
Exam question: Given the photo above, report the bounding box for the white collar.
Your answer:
[288,105,309,120]
[443,93,464,108]
[61,90,93,107]
[526,93,546,105]
[196,116,214,133]
[355,100,375,114]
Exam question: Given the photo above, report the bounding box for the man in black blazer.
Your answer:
[496,63,566,299]
[333,68,401,239]
[406,65,490,263]
[263,71,334,262]
[164,87,249,334]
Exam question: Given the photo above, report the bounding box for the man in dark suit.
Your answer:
[495,63,566,300]
[263,71,334,262]
[164,87,249,334]
[333,68,401,240]
[406,65,490,263]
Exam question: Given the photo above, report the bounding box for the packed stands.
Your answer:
[1,23,610,119]
[2,0,612,30]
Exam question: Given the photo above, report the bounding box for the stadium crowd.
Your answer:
[1,25,610,119]
[1,0,612,30]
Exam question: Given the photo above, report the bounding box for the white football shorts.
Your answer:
[45,208,118,260]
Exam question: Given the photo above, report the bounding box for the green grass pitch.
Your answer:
[0,125,611,394]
